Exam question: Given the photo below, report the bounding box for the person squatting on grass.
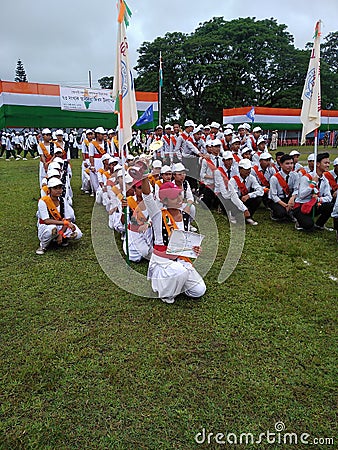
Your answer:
[141,175,206,304]
[36,177,82,255]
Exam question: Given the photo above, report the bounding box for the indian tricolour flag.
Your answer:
[112,0,138,147]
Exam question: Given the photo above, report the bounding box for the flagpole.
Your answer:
[313,128,318,171]
[117,2,130,266]
[158,52,162,127]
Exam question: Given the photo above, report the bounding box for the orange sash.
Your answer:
[253,165,270,187]
[274,172,290,197]
[98,168,111,179]
[54,141,67,159]
[233,153,240,163]
[127,196,147,225]
[161,209,191,263]
[39,143,52,162]
[92,140,106,155]
[233,175,248,196]
[297,167,307,176]
[171,136,177,147]
[324,171,338,192]
[41,196,62,221]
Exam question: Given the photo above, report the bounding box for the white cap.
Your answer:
[117,170,133,183]
[307,153,315,161]
[108,157,119,164]
[252,126,262,133]
[101,153,111,162]
[164,124,172,130]
[223,129,233,136]
[42,128,51,135]
[184,119,195,127]
[259,152,272,160]
[224,124,234,130]
[237,124,245,130]
[211,138,222,147]
[241,146,252,154]
[333,157,338,166]
[47,169,61,178]
[47,177,63,188]
[172,162,188,173]
[257,136,266,145]
[127,154,135,160]
[192,127,202,135]
[231,137,240,144]
[113,164,122,171]
[222,151,233,160]
[152,160,162,168]
[238,159,252,170]
[210,121,220,129]
[95,126,105,134]
[108,129,115,134]
[55,129,64,136]
[86,129,94,134]
[161,165,172,174]
[289,150,301,156]
[243,123,251,130]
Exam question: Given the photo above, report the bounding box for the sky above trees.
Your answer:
[1,0,337,87]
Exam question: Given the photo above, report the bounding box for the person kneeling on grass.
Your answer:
[142,176,206,304]
[293,152,333,232]
[36,177,82,255]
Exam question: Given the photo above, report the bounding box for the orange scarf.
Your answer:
[92,140,106,155]
[54,141,67,159]
[161,209,191,263]
[127,196,147,224]
[41,196,62,220]
[39,143,52,162]
[233,175,248,196]
[274,172,290,196]
[324,171,338,192]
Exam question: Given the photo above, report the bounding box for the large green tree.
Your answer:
[135,17,336,124]
[321,31,338,110]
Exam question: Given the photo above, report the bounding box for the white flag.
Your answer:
[112,0,138,147]
[300,21,321,145]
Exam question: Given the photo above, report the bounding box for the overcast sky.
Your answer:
[1,0,337,88]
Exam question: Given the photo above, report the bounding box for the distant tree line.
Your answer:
[99,17,338,124]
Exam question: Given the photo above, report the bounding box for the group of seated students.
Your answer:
[35,138,83,255]
[34,121,338,304]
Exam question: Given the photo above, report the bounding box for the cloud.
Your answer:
[0,0,336,87]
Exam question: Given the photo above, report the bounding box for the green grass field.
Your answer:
[0,148,337,449]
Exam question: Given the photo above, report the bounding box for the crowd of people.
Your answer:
[3,120,337,304]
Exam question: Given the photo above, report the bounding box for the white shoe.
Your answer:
[34,155,40,159]
[35,245,46,255]
[246,218,258,226]
[294,221,304,231]
[23,158,27,161]
[161,297,175,304]
[15,157,21,161]
[190,226,197,232]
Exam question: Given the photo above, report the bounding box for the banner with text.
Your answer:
[60,86,116,113]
